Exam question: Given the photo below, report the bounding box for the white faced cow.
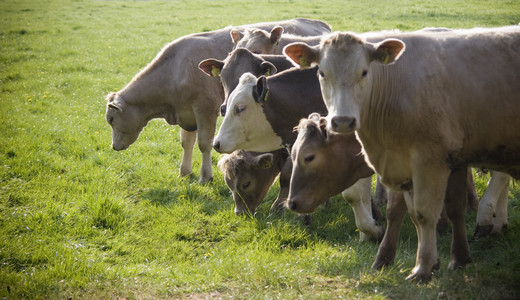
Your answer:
[284,26,520,281]
[105,18,331,183]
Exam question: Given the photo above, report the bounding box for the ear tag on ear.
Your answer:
[262,160,272,169]
[299,56,309,67]
[211,65,221,77]
[264,69,270,76]
[263,90,269,102]
[382,50,390,64]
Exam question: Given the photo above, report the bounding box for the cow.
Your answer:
[218,149,288,216]
[283,26,520,281]
[233,26,323,55]
[198,48,295,116]
[212,70,384,240]
[105,18,331,184]
[289,114,383,240]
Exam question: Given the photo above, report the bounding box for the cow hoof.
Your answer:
[198,176,213,184]
[448,257,472,270]
[371,256,394,270]
[473,224,493,239]
[405,270,434,283]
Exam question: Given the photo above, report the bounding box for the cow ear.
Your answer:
[283,42,319,68]
[369,39,406,64]
[198,59,225,77]
[260,61,277,76]
[231,29,244,44]
[106,93,123,111]
[252,76,269,104]
[254,153,274,169]
[270,26,284,46]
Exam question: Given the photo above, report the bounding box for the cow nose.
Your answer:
[288,200,298,211]
[330,116,356,133]
[220,105,227,116]
[213,141,221,152]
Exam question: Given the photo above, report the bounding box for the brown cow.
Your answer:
[105,18,331,183]
[218,149,288,216]
[284,26,520,281]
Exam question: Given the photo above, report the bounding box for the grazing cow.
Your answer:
[105,18,331,183]
[284,26,520,281]
[233,26,323,55]
[212,70,384,240]
[218,149,288,216]
[198,48,295,116]
[289,114,384,240]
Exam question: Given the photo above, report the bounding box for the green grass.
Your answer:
[2,0,520,298]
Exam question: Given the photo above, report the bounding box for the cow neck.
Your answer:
[263,67,327,146]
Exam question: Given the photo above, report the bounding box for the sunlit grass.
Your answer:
[1,0,520,298]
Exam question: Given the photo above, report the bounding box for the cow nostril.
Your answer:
[213,141,221,152]
[288,200,297,211]
[330,116,356,133]
[220,105,227,117]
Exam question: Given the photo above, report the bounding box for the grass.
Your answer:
[1,0,520,298]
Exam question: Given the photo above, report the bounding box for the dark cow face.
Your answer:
[218,150,279,215]
[287,113,372,214]
[105,93,146,151]
[198,48,277,116]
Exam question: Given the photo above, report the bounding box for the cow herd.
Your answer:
[106,18,520,282]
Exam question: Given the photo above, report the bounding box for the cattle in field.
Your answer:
[283,25,520,281]
[218,149,288,216]
[212,70,384,240]
[105,18,331,184]
[198,48,295,116]
[233,26,323,55]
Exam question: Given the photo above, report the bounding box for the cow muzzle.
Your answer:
[329,116,357,134]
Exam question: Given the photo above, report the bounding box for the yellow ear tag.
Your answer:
[262,160,272,169]
[264,69,270,76]
[211,65,221,77]
[263,90,269,102]
[299,56,309,67]
[382,50,390,64]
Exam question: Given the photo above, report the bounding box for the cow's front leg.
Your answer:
[405,164,449,282]
[444,167,471,270]
[475,171,510,238]
[196,123,215,184]
[180,129,196,178]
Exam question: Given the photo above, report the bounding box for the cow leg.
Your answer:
[444,167,471,270]
[405,164,449,282]
[466,169,479,211]
[180,129,196,178]
[195,112,217,184]
[342,177,384,241]
[373,176,388,206]
[270,159,292,214]
[475,171,510,238]
[372,191,407,269]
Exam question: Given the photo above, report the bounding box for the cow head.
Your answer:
[105,92,147,151]
[198,48,277,116]
[283,33,405,134]
[287,113,373,214]
[233,26,284,54]
[218,150,280,215]
[213,73,282,153]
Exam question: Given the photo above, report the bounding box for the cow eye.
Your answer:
[361,70,368,78]
[235,104,245,114]
[304,154,315,164]
[108,116,114,125]
[242,181,251,189]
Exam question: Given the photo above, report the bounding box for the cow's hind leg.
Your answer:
[445,167,471,270]
[475,171,510,238]
[180,129,196,178]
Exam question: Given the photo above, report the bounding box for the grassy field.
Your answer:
[1,0,520,299]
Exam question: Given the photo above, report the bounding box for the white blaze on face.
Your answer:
[214,73,282,153]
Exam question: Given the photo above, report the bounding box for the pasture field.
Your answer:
[1,0,520,298]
